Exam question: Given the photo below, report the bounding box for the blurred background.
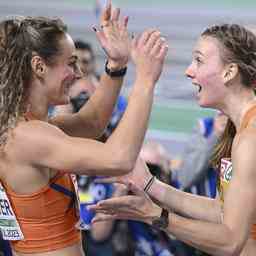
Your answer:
[1,0,256,157]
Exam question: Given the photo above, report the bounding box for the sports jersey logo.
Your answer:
[220,158,232,182]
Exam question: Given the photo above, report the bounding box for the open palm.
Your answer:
[94,1,130,66]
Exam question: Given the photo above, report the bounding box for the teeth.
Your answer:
[193,83,201,93]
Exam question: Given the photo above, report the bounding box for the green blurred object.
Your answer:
[149,102,215,134]
[64,0,256,9]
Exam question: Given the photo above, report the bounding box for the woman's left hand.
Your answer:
[88,182,161,224]
[94,1,130,67]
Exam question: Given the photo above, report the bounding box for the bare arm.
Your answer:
[51,4,129,138]
[148,178,221,223]
[90,130,256,255]
[50,72,124,138]
[13,30,168,176]
[14,83,153,176]
[157,131,256,255]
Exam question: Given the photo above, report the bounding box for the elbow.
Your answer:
[92,121,106,139]
[223,238,244,256]
[109,150,136,175]
[115,158,135,175]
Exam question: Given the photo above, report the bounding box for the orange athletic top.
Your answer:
[218,105,256,240]
[1,172,81,253]
[0,112,80,253]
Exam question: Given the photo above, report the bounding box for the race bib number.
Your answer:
[0,182,24,240]
[71,174,89,230]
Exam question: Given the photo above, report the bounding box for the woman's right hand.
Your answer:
[88,182,162,225]
[131,29,168,87]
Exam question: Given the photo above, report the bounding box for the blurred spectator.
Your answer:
[82,140,175,256]
[0,233,12,256]
[171,111,228,195]
[79,95,131,256]
[169,112,227,256]
[74,40,100,88]
[126,141,174,256]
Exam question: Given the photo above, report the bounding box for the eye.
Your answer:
[195,56,203,65]
[68,61,80,72]
[68,61,76,68]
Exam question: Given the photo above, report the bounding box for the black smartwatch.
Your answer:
[152,208,169,229]
[105,61,127,78]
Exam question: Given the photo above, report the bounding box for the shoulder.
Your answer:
[14,120,65,139]
[6,120,67,162]
[232,127,256,175]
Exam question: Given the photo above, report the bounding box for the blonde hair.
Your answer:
[0,16,66,145]
[202,24,256,169]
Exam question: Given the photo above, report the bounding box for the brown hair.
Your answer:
[202,24,256,169]
[0,16,67,145]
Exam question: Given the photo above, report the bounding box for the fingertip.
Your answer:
[124,16,129,26]
[106,0,111,8]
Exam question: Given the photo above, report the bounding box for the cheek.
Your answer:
[198,67,223,89]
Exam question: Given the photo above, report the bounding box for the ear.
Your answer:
[31,55,46,78]
[223,63,239,84]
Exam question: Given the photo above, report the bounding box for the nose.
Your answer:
[185,63,195,79]
[75,63,83,80]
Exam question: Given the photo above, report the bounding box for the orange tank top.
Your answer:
[218,105,256,240]
[1,112,81,253]
[1,172,81,253]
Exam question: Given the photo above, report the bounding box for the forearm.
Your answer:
[78,70,124,135]
[106,79,154,171]
[149,179,221,223]
[160,213,238,256]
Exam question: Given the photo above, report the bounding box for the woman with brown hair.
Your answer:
[90,24,256,256]
[0,1,168,255]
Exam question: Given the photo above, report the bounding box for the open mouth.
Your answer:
[193,83,202,93]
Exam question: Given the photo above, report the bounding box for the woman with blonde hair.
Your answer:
[0,1,168,255]
[90,24,256,256]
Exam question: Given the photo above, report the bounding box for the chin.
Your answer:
[197,96,212,108]
[51,97,70,106]
[198,100,218,109]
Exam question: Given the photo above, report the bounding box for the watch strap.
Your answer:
[105,61,127,77]
[152,208,169,229]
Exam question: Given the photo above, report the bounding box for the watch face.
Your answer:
[152,209,169,229]
[152,218,168,229]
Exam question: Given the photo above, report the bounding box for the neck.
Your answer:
[221,87,256,131]
[27,85,49,121]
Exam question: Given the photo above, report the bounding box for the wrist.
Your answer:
[135,76,155,88]
[151,208,169,229]
[145,203,162,225]
[107,59,127,70]
[105,60,127,78]
[144,176,155,193]
[147,178,166,204]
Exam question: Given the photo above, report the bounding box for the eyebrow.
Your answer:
[70,55,78,61]
[193,50,204,57]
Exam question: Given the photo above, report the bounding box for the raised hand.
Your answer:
[88,182,161,224]
[131,29,169,86]
[93,0,130,68]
